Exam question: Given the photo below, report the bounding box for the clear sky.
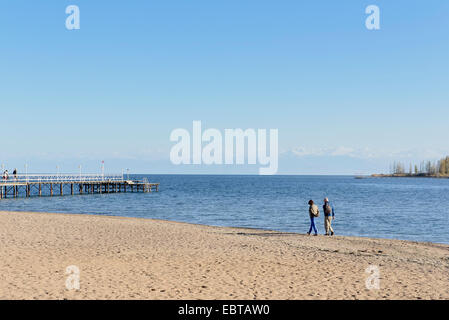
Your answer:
[0,0,448,174]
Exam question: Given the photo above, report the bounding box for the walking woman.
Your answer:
[307,200,319,236]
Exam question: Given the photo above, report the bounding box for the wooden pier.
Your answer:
[0,174,159,200]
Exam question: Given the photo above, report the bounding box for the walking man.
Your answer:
[307,200,319,236]
[323,197,335,236]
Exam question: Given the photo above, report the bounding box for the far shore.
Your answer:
[371,173,449,179]
[1,210,448,300]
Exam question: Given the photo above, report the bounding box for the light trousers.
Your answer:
[325,216,334,234]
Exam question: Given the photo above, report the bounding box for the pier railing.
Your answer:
[1,174,124,184]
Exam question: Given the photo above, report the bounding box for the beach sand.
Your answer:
[0,210,448,300]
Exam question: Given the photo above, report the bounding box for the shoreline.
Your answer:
[1,208,447,246]
[1,210,448,299]
[371,173,449,179]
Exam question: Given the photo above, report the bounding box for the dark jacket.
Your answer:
[323,201,335,217]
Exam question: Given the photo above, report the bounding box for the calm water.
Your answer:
[1,175,448,244]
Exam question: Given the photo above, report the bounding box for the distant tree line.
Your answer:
[390,156,449,176]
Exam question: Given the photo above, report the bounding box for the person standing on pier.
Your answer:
[13,169,17,181]
[323,198,335,236]
[3,170,9,181]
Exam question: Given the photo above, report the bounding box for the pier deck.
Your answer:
[0,174,159,199]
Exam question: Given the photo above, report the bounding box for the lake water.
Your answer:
[1,175,448,244]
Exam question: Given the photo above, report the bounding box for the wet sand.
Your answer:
[0,210,448,299]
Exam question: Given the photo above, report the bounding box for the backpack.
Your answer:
[324,202,332,215]
[311,205,320,217]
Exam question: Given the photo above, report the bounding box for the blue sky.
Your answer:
[0,0,448,174]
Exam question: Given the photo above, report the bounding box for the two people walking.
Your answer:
[307,198,335,236]
[2,169,18,181]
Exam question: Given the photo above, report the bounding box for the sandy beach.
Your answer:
[0,210,448,300]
